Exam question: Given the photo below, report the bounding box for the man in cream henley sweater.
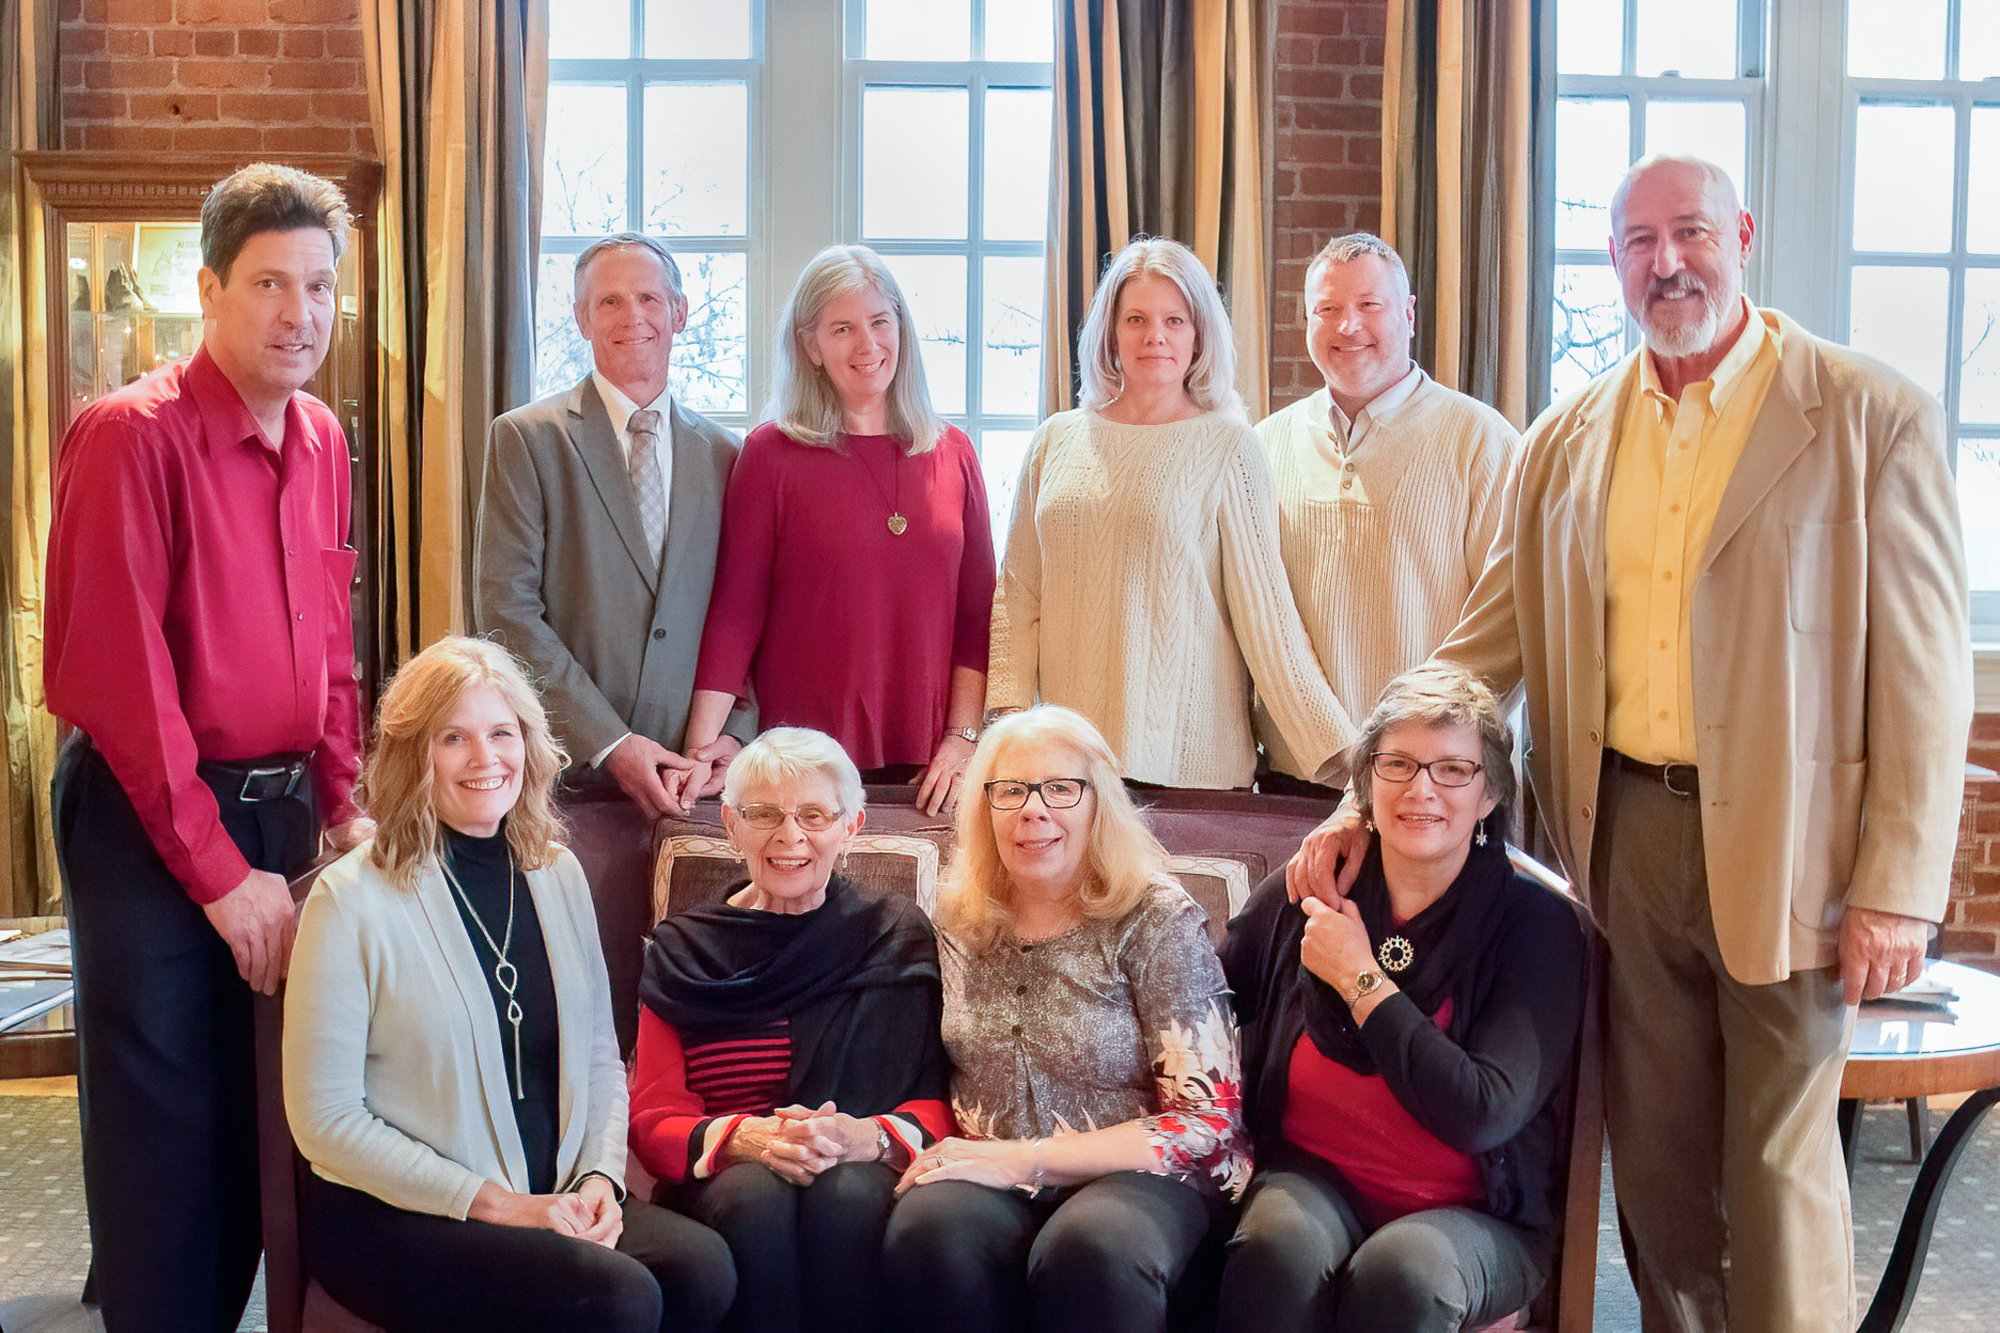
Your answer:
[1253,234,1519,792]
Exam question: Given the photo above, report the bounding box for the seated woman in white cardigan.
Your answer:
[283,635,735,1333]
[987,237,1356,790]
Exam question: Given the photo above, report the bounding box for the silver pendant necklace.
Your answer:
[440,847,525,1100]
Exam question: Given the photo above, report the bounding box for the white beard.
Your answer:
[1641,282,1734,359]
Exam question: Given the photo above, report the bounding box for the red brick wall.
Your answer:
[1270,0,1387,409]
[1950,712,2000,968]
[58,0,373,158]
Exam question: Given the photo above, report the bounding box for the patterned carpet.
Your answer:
[1,1093,1995,1331]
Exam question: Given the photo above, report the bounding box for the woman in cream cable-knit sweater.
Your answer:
[987,237,1357,789]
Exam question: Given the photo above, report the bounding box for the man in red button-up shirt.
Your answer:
[45,163,369,1333]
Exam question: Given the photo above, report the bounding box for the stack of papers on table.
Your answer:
[0,928,72,981]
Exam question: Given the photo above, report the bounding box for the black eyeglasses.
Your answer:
[1367,752,1484,787]
[982,778,1090,810]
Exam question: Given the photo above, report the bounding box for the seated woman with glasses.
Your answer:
[883,705,1248,1333]
[284,636,735,1333]
[629,726,952,1333]
[1216,662,1592,1333]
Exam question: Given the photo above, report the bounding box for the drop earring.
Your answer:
[1474,819,1488,848]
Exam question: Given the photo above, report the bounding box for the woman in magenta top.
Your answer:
[1217,663,1593,1332]
[682,244,995,814]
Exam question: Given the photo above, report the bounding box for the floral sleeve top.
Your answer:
[940,882,1250,1199]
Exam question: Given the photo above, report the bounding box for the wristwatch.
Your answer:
[944,726,979,744]
[874,1120,895,1163]
[1345,969,1384,1006]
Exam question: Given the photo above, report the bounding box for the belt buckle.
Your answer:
[241,764,302,802]
[1661,763,1697,798]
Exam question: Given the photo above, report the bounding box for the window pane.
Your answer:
[1550,263,1626,399]
[1970,108,2000,254]
[1556,0,1622,75]
[1848,265,1949,397]
[1959,440,2000,590]
[1644,101,1746,201]
[1852,103,1955,254]
[984,87,1052,241]
[673,251,750,415]
[1847,0,1947,79]
[1964,5,2000,80]
[643,83,748,237]
[887,254,969,416]
[983,256,1044,416]
[863,87,970,240]
[644,0,752,59]
[867,0,971,60]
[1636,0,1736,78]
[985,0,1054,63]
[1961,270,2000,425]
[980,428,1036,557]
[535,252,593,400]
[549,0,631,58]
[544,84,629,236]
[1555,97,1631,251]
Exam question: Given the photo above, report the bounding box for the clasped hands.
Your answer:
[605,733,741,818]
[727,1102,886,1186]
[469,1174,623,1247]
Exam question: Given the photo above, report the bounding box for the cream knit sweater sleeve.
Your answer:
[1214,427,1359,777]
[986,417,1048,712]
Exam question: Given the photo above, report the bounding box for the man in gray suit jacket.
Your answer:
[477,233,754,815]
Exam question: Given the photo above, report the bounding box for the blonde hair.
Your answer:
[1075,236,1242,418]
[1345,661,1517,826]
[721,727,865,818]
[939,706,1171,950]
[766,244,945,454]
[359,636,568,887]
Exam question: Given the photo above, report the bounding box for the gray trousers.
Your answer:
[1216,1169,1546,1332]
[1594,758,1855,1333]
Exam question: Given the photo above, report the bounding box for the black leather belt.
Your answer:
[197,753,312,803]
[1606,749,1699,798]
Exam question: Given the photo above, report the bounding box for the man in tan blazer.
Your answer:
[1294,156,1970,1331]
[477,233,754,815]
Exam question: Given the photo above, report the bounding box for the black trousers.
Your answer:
[304,1174,736,1333]
[681,1160,900,1333]
[53,736,320,1333]
[883,1172,1218,1333]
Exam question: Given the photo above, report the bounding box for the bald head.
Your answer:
[1610,155,1742,238]
[1608,154,1754,363]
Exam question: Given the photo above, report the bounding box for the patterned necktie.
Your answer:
[627,408,667,565]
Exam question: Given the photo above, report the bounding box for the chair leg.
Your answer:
[1904,1097,1929,1162]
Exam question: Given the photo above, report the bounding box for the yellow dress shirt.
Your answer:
[1603,301,1783,764]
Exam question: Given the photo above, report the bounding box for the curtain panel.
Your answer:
[361,0,548,669]
[1048,0,1270,419]
[0,0,58,915]
[1381,0,1548,429]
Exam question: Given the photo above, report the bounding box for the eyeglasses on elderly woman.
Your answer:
[1366,752,1484,787]
[982,777,1090,810]
[732,801,845,831]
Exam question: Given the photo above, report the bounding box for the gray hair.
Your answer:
[1346,661,1516,826]
[721,726,866,819]
[1305,232,1412,300]
[201,163,350,281]
[766,244,945,454]
[1608,154,1743,239]
[572,233,685,303]
[1076,237,1243,418]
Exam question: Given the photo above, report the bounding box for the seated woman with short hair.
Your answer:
[884,705,1249,1333]
[284,635,735,1333]
[1217,662,1591,1333]
[629,726,952,1333]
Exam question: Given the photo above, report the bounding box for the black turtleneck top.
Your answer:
[441,826,561,1193]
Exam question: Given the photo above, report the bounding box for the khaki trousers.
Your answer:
[1592,758,1855,1333]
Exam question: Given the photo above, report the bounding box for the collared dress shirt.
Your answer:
[44,345,362,903]
[1318,360,1425,466]
[1603,298,1783,764]
[586,372,675,769]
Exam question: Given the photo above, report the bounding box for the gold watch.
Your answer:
[1346,969,1384,1005]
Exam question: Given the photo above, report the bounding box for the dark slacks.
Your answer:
[682,1160,899,1333]
[54,738,318,1333]
[884,1171,1217,1333]
[304,1173,736,1333]
[1216,1169,1547,1333]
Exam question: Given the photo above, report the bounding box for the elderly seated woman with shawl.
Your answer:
[629,726,952,1333]
[1217,663,1592,1333]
